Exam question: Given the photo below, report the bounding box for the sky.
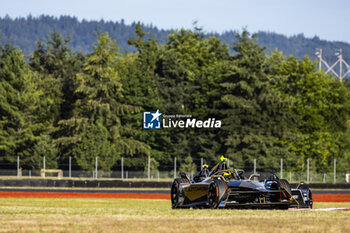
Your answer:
[1,0,349,43]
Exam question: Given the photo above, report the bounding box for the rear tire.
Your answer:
[308,190,313,209]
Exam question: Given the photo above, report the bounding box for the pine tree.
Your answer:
[179,156,197,175]
[156,28,230,166]
[74,123,116,171]
[30,31,84,122]
[58,32,149,171]
[119,23,171,169]
[0,44,46,165]
[31,135,59,169]
[217,31,291,170]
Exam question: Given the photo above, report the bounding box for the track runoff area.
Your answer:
[0,188,350,211]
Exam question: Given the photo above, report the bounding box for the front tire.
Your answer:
[171,178,182,209]
[207,179,227,209]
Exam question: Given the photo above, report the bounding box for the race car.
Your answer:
[171,157,313,209]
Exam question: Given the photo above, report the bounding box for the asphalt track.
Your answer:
[0,188,169,199]
[0,188,350,194]
[0,188,350,202]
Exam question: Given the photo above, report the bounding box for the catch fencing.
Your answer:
[0,156,349,183]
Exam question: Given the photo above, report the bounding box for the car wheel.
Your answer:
[171,178,182,209]
[308,190,313,209]
[207,179,226,209]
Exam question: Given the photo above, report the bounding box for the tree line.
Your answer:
[1,15,350,65]
[1,23,350,174]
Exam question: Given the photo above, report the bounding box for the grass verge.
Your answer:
[0,198,349,232]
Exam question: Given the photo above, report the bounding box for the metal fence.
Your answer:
[0,156,349,183]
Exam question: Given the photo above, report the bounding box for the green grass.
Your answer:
[0,198,349,232]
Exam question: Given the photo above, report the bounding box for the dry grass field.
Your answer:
[0,198,349,233]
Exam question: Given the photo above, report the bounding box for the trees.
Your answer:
[58,32,149,171]
[29,31,85,169]
[155,28,230,164]
[271,53,350,172]
[32,135,58,169]
[74,123,116,171]
[1,25,350,174]
[30,31,84,122]
[2,15,350,67]
[120,22,170,169]
[0,45,32,162]
[0,44,49,166]
[179,156,197,175]
[216,31,291,169]
[157,28,229,113]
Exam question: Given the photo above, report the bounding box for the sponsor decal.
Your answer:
[143,110,162,129]
[143,110,221,129]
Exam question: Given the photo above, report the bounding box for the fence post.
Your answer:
[280,159,283,179]
[289,172,291,182]
[157,171,160,182]
[253,159,256,174]
[43,156,46,178]
[121,157,124,180]
[174,157,177,179]
[334,159,336,184]
[95,157,98,179]
[126,170,128,179]
[17,156,20,178]
[323,173,326,183]
[148,156,150,181]
[307,158,309,183]
[201,157,203,169]
[69,156,72,179]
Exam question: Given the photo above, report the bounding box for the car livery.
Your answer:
[171,157,313,209]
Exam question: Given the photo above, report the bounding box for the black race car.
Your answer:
[171,158,313,209]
